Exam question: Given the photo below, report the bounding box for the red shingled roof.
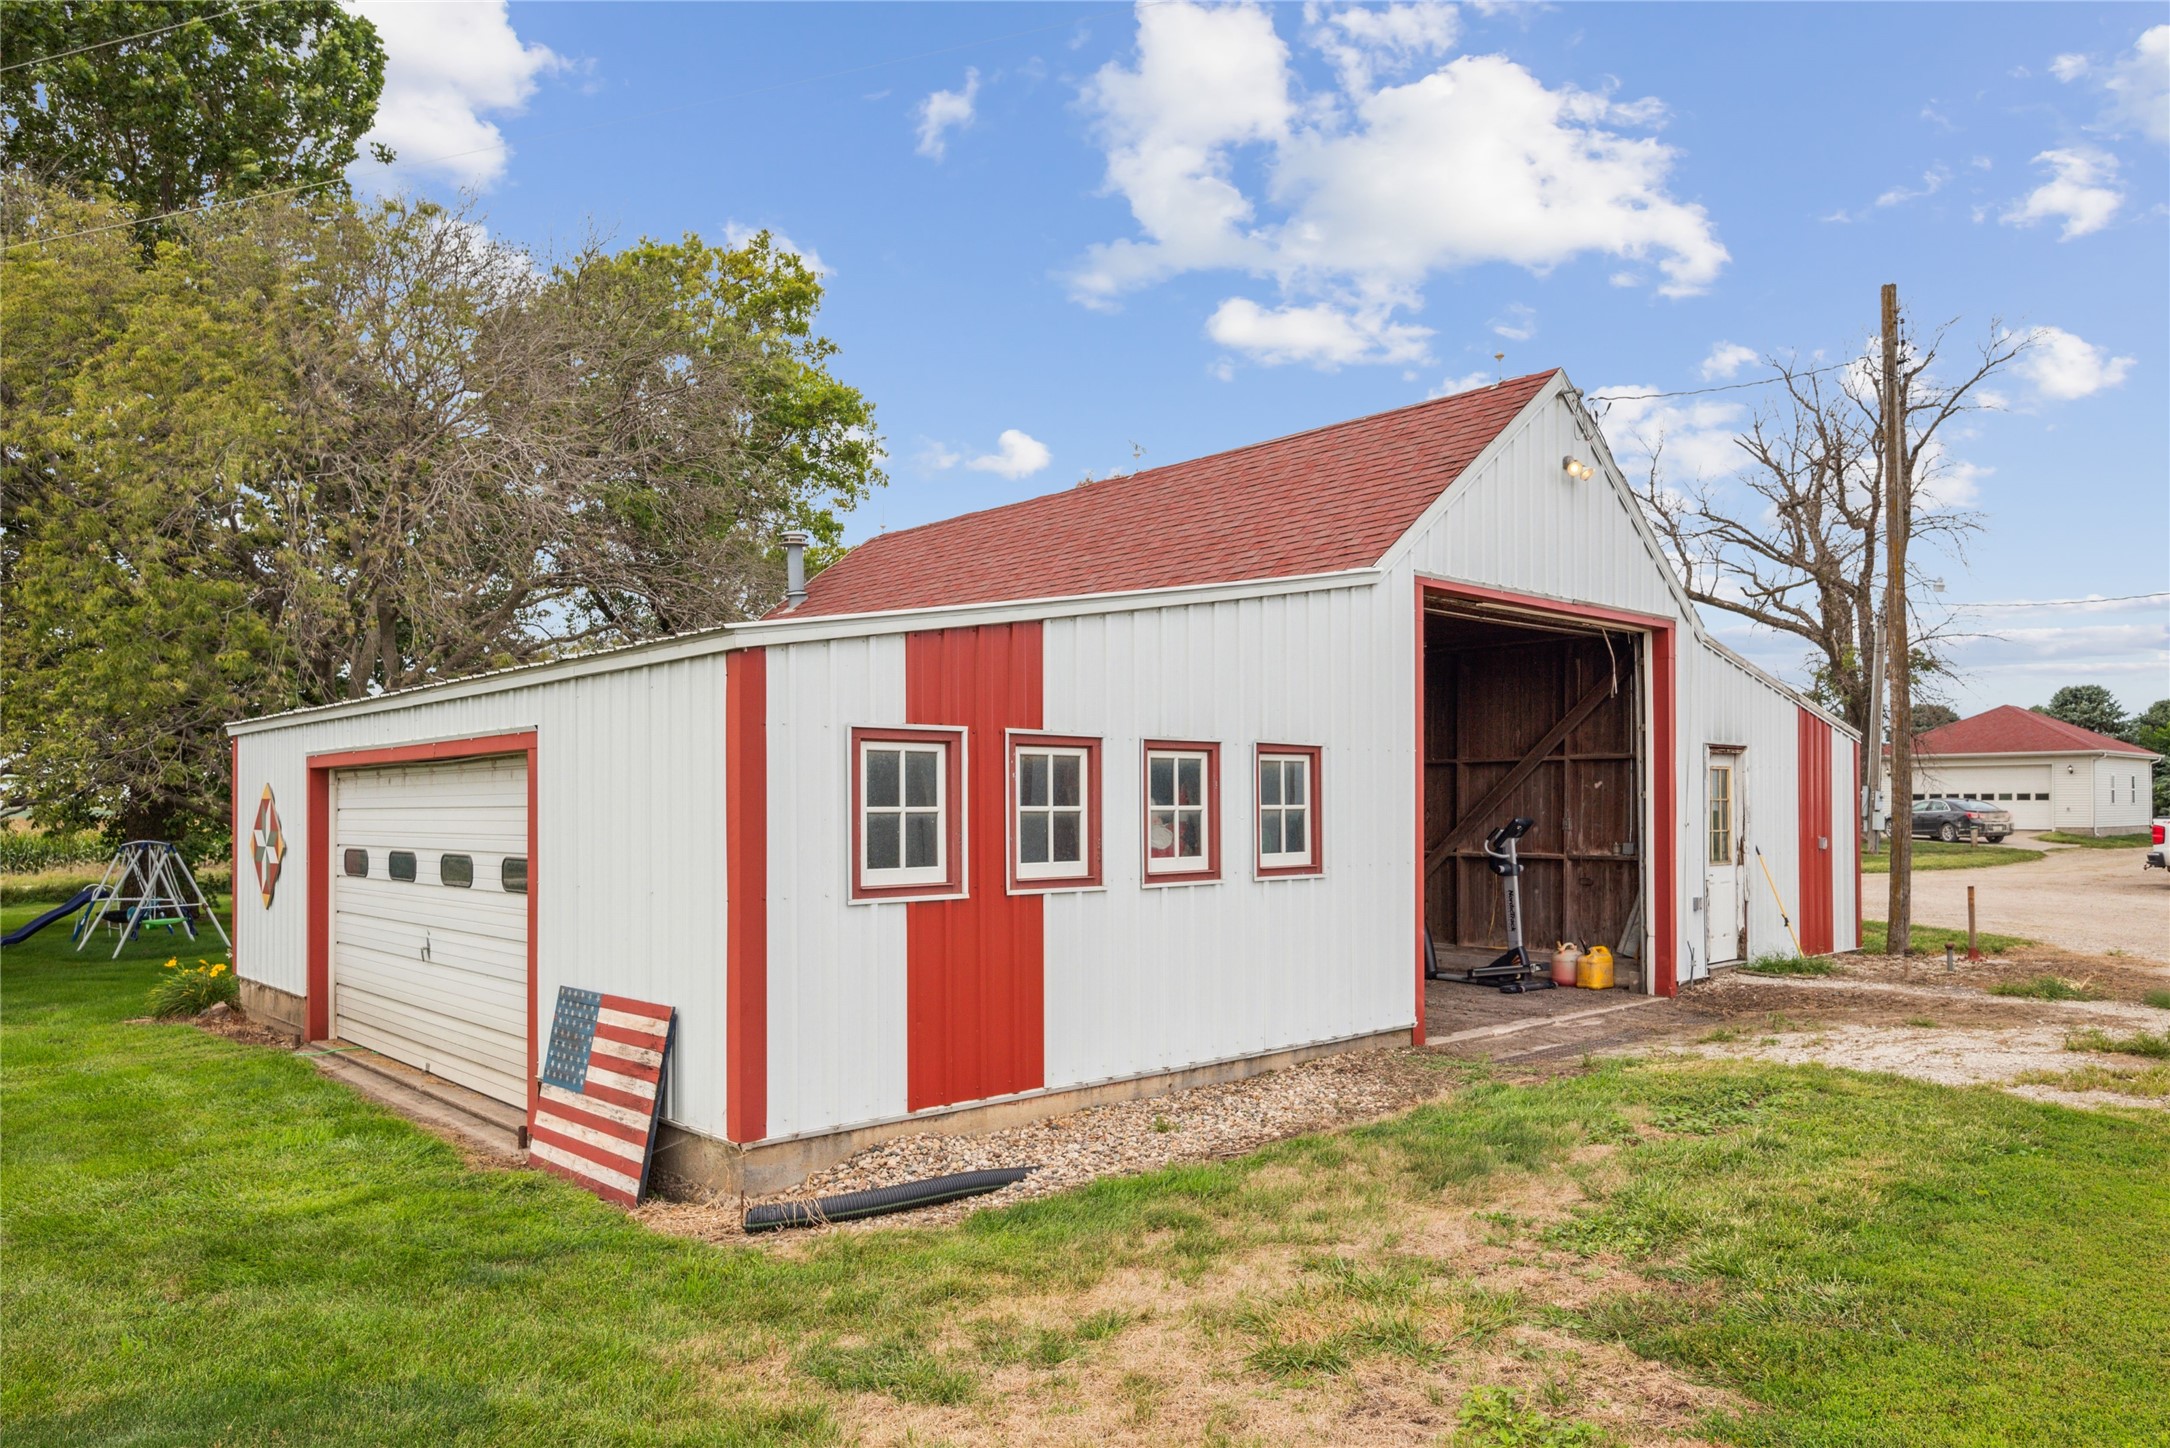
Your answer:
[787,370,1558,618]
[1915,704,2154,758]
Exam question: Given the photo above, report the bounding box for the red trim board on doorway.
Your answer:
[1413,577,1680,1027]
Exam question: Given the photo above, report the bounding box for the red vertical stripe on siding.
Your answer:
[904,623,1045,1112]
[1852,739,1863,950]
[230,737,240,978]
[1796,710,1835,956]
[306,767,331,1040]
[725,647,769,1143]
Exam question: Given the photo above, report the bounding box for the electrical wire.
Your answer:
[0,2,278,74]
[1583,360,1858,408]
[3,10,1091,250]
[1939,591,2169,611]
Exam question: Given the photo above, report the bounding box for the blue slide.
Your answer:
[2,888,100,948]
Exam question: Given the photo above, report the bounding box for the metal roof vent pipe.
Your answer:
[781,529,811,608]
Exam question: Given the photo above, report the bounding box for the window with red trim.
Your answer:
[1143,741,1219,883]
[850,727,966,901]
[1010,734,1102,890]
[1256,745,1323,876]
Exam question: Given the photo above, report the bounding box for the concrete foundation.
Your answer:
[238,978,306,1041]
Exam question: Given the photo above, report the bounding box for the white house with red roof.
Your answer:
[226,370,1861,1193]
[1898,705,2160,834]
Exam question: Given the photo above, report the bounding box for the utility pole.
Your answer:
[1863,617,1885,854]
[1881,284,1913,955]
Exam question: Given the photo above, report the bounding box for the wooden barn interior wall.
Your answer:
[1423,613,1641,957]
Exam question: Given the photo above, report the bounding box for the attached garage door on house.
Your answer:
[332,756,529,1106]
[1919,763,2054,829]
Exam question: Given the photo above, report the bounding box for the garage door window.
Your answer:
[441,854,474,888]
[388,850,416,882]
[850,726,966,901]
[502,856,529,893]
[343,848,368,877]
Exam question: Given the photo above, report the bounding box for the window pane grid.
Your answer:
[1146,749,1211,874]
[862,739,948,888]
[1016,746,1089,880]
[1258,755,1313,868]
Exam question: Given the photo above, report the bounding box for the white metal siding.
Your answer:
[1041,584,1410,1089]
[762,634,910,1138]
[231,655,730,1138]
[332,758,528,1104]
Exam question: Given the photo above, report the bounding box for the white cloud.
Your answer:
[1699,341,1757,380]
[723,220,831,276]
[351,1,565,188]
[2102,25,2169,144]
[2001,147,2123,238]
[2049,52,2091,83]
[2017,325,2136,400]
[1206,298,1433,367]
[916,440,963,471]
[1069,1,1727,365]
[1304,1,1460,93]
[915,68,981,161]
[1594,387,1747,481]
[1489,302,1536,341]
[966,429,1052,479]
[1430,370,1495,398]
[1874,163,1951,208]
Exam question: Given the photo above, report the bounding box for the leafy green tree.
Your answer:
[1,187,883,842]
[1911,703,1959,734]
[2132,699,2170,815]
[2036,685,2130,741]
[0,1,386,221]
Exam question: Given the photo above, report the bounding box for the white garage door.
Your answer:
[1918,763,2053,830]
[332,756,529,1107]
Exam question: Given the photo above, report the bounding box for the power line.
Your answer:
[0,2,277,74]
[1583,359,1858,409]
[1942,591,2169,611]
[2,11,1088,251]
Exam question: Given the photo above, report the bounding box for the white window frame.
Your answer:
[1014,743,1092,883]
[1256,752,1315,871]
[859,737,949,889]
[1144,746,1213,877]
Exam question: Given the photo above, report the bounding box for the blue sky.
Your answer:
[352,1,2168,716]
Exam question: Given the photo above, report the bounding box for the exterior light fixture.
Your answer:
[1562,455,1594,481]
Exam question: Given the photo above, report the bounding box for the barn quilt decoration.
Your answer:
[529,987,677,1206]
[250,785,287,908]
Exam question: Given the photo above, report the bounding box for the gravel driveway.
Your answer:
[1865,837,2170,963]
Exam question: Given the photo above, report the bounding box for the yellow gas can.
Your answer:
[1576,945,1615,990]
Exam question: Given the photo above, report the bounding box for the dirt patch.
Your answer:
[818,1208,1740,1447]
[640,1047,1459,1243]
[1660,955,2170,1112]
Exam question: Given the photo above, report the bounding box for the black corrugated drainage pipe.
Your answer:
[742,1167,1034,1233]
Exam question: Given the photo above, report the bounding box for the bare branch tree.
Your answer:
[1627,316,2029,733]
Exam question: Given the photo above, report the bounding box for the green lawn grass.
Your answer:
[1859,920,2035,955]
[1860,840,2044,873]
[2038,831,2155,849]
[5,903,2168,1445]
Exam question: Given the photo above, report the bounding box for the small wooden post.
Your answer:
[1966,886,1980,961]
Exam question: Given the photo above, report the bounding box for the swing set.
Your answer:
[70,841,232,958]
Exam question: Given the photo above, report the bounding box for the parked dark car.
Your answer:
[1911,797,2012,843]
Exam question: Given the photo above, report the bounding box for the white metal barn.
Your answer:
[1902,706,2161,835]
[228,371,1861,1192]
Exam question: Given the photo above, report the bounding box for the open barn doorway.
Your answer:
[1422,596,1650,1037]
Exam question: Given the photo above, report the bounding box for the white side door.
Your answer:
[331,756,529,1106]
[1704,751,1745,967]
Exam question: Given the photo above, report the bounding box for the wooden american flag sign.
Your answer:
[529,987,676,1206]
